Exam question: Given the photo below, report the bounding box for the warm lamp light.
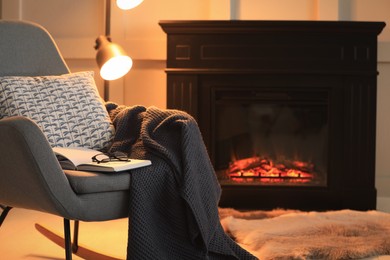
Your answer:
[116,0,144,10]
[95,35,133,81]
[96,0,142,100]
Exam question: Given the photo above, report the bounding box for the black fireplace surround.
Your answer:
[159,20,386,211]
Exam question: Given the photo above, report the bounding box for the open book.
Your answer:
[53,147,151,172]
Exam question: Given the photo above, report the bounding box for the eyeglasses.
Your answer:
[91,151,130,164]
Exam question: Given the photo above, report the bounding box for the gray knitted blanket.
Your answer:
[105,103,256,260]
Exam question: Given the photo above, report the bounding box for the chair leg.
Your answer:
[63,219,73,260]
[36,220,122,259]
[0,206,12,227]
[63,219,81,259]
[72,220,80,253]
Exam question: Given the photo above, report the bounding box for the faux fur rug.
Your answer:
[219,208,390,259]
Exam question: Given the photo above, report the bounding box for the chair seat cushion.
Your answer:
[64,170,130,194]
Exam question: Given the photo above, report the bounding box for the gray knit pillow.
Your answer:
[0,71,114,150]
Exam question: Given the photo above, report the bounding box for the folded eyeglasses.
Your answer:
[91,151,130,164]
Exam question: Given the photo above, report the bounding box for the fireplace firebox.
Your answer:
[159,20,386,211]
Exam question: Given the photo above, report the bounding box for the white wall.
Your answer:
[2,0,390,211]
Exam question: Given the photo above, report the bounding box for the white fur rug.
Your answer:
[219,208,390,259]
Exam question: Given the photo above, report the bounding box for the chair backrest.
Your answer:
[0,20,70,77]
[0,20,97,219]
[0,21,73,217]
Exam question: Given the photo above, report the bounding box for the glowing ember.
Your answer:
[228,157,315,184]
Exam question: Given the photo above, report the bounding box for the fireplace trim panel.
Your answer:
[159,20,386,211]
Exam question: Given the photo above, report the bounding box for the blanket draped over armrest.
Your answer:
[105,103,257,260]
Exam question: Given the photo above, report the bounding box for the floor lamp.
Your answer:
[94,0,143,101]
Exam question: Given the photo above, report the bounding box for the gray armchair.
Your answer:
[0,20,130,260]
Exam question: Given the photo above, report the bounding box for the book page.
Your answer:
[52,147,100,167]
[53,147,152,172]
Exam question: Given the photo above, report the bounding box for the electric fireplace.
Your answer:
[214,84,328,188]
[160,20,386,211]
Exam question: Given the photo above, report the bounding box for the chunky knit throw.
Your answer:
[105,103,256,260]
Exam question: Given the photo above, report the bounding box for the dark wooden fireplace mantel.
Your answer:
[159,20,386,210]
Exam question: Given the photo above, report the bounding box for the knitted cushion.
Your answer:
[0,71,114,150]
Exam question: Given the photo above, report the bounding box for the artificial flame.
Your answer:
[228,156,315,184]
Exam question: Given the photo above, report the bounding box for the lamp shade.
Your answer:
[95,35,132,81]
[116,0,144,10]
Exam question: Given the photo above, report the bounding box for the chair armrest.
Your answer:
[0,116,78,218]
